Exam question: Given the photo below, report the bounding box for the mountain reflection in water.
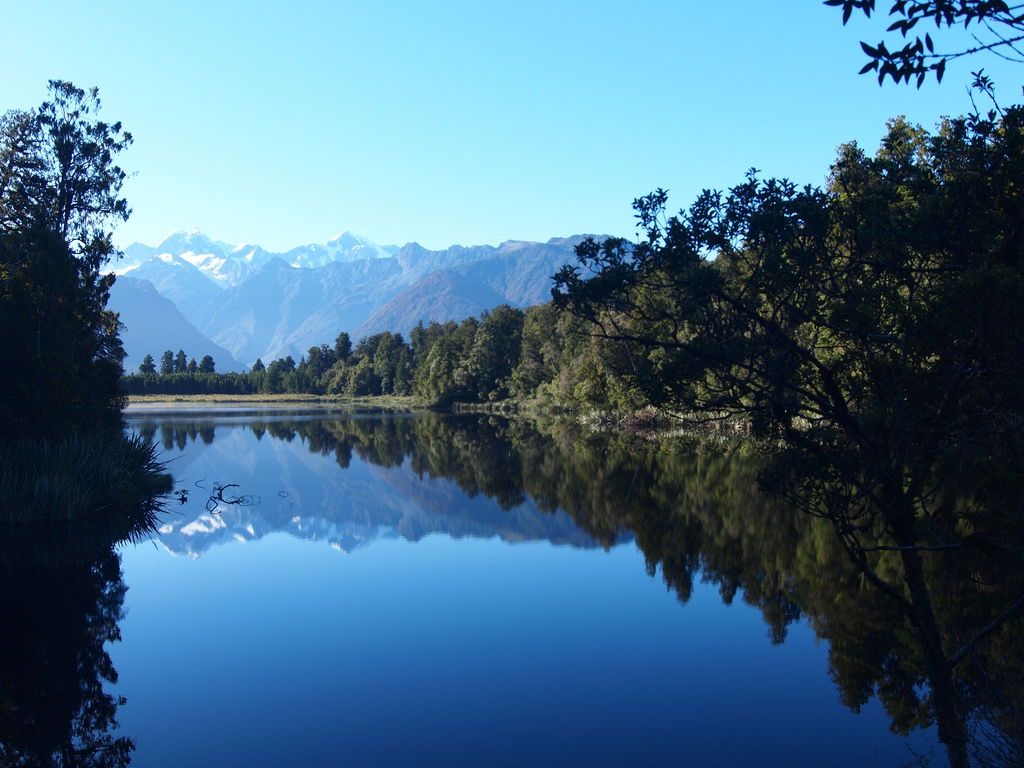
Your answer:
[123,408,1020,767]
[5,408,1016,766]
[134,411,620,555]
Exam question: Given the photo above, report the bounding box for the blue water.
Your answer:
[111,409,937,767]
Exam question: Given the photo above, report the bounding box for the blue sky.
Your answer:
[3,1,1021,252]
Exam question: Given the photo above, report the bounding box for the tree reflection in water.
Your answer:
[0,542,133,767]
[134,410,1024,765]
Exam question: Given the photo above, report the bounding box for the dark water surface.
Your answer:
[49,410,952,765]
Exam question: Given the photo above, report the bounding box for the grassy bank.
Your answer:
[0,432,172,532]
[127,393,425,409]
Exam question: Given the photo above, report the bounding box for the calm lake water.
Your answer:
[104,408,937,766]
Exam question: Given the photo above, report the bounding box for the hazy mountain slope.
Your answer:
[108,277,244,372]
[354,239,582,337]
[452,240,581,306]
[120,254,223,323]
[201,257,406,362]
[356,270,508,337]
[277,258,407,355]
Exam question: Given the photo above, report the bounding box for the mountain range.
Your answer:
[108,229,592,371]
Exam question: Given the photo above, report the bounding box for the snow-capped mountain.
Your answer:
[117,229,397,288]
[109,230,595,368]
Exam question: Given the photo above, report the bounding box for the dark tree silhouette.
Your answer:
[826,0,1024,85]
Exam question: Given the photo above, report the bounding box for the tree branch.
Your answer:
[947,590,1024,668]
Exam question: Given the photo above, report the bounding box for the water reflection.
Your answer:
[131,412,615,555]
[125,409,1022,765]
[0,544,132,767]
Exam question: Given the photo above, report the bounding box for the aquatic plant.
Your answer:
[0,431,171,563]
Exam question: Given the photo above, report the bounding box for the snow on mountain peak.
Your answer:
[329,231,362,247]
[121,228,494,291]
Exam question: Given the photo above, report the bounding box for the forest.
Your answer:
[120,301,645,412]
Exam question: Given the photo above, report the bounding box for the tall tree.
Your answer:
[138,354,155,375]
[334,332,352,362]
[465,305,524,400]
[0,81,132,436]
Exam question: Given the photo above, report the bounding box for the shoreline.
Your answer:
[125,394,424,410]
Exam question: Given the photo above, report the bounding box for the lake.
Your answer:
[6,408,944,766]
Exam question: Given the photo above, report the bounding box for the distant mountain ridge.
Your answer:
[110,229,597,370]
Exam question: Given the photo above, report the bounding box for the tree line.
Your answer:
[137,350,218,376]
[121,302,643,410]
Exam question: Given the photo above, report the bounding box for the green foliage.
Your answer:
[0,81,132,437]
[159,349,174,375]
[465,305,524,400]
[334,331,351,361]
[555,109,1024,534]
[554,107,1024,767]
[0,432,170,531]
[125,297,653,416]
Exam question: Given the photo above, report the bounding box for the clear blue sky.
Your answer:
[3,1,1021,252]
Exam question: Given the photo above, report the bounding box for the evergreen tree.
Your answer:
[334,332,352,362]
[138,354,156,375]
[159,350,174,375]
[0,81,132,436]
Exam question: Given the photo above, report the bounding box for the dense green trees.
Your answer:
[553,108,1024,767]
[123,303,624,408]
[1,81,132,436]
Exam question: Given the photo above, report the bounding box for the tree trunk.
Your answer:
[895,525,971,768]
